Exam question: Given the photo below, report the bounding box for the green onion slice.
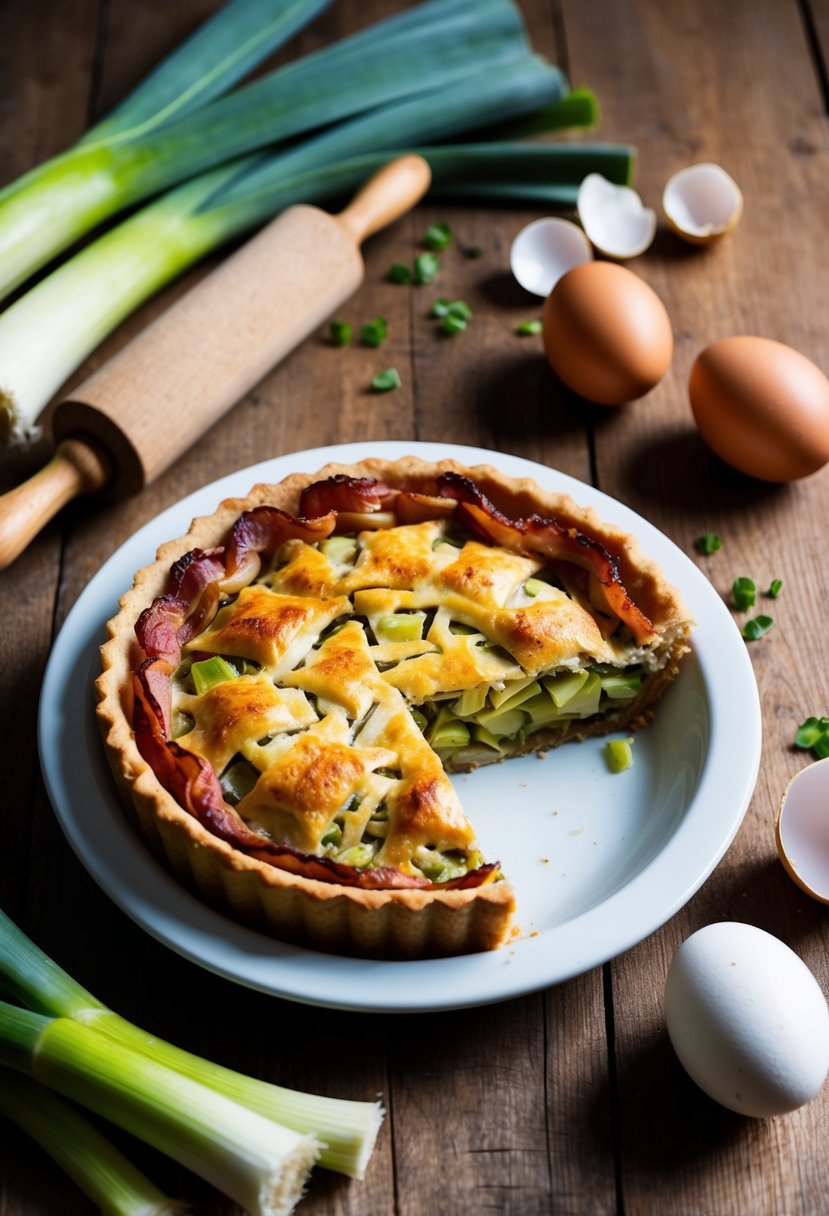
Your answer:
[360,316,389,347]
[696,533,722,555]
[732,576,756,611]
[424,221,452,251]
[329,320,352,346]
[387,263,412,284]
[372,368,402,392]
[742,615,774,641]
[516,319,542,335]
[414,252,441,284]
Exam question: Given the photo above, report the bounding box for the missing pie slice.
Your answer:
[96,457,692,959]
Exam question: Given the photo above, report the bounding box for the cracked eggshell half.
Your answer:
[510,217,593,297]
[776,758,829,903]
[666,922,829,1118]
[663,162,743,245]
[576,173,656,259]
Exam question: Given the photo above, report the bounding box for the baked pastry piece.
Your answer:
[97,457,692,959]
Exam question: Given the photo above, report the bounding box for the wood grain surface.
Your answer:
[2,2,829,1214]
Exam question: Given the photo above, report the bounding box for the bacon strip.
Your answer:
[436,473,656,645]
[394,491,458,525]
[224,505,336,580]
[135,595,191,669]
[299,474,393,518]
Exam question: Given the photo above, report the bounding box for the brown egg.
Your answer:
[542,262,673,406]
[689,336,829,481]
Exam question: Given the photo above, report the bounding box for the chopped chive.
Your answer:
[741,615,774,641]
[387,263,412,285]
[360,316,388,347]
[329,320,352,347]
[447,300,472,320]
[767,578,783,598]
[371,368,401,393]
[516,319,542,336]
[442,313,467,336]
[424,221,452,251]
[429,299,451,317]
[732,576,756,611]
[696,533,722,555]
[795,716,829,750]
[413,252,440,284]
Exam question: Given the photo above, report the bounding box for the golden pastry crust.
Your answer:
[96,456,692,959]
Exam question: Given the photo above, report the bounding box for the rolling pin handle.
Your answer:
[337,154,432,246]
[0,437,110,570]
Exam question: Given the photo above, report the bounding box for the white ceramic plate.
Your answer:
[39,441,761,1013]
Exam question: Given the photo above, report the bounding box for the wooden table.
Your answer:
[2,1,829,1212]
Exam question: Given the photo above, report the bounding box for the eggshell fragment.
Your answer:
[542,262,673,405]
[663,163,743,245]
[689,336,829,481]
[666,922,829,1118]
[776,757,829,902]
[577,173,656,259]
[510,217,593,297]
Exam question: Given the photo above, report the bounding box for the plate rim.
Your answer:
[38,440,762,1012]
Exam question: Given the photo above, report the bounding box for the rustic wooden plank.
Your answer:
[36,4,412,1213]
[561,0,829,1213]
[0,2,115,1210]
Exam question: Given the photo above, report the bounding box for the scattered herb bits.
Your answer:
[329,320,352,347]
[430,299,472,336]
[604,737,634,773]
[795,716,829,759]
[424,221,452,251]
[732,577,757,611]
[360,316,388,347]
[768,578,784,598]
[742,615,774,641]
[387,263,412,285]
[386,263,413,284]
[696,533,722,555]
[414,252,440,284]
[442,313,467,336]
[372,368,401,393]
[516,319,543,336]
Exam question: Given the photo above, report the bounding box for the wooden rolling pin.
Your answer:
[0,154,431,569]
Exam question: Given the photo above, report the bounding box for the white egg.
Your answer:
[665,922,829,1117]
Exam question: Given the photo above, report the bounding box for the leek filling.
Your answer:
[169,526,649,884]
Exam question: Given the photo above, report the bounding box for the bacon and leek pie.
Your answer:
[96,458,692,958]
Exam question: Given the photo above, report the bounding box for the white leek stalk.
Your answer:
[0,1071,185,1216]
[0,907,383,1179]
[0,1003,319,1216]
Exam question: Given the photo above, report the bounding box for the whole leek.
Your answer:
[0,1003,319,1216]
[0,907,383,1179]
[0,137,633,442]
[0,0,540,301]
[0,1072,185,1216]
